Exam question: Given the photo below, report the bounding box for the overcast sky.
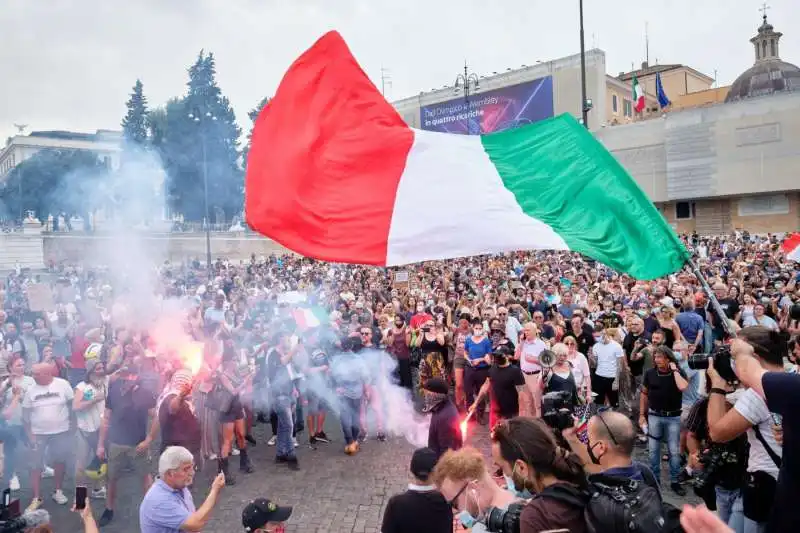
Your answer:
[2,0,797,143]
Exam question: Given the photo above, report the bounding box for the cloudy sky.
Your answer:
[2,0,797,142]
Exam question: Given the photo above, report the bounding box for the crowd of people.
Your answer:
[0,230,797,532]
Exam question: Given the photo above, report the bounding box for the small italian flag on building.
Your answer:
[632,74,646,113]
[245,32,689,280]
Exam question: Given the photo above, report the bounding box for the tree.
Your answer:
[161,51,243,222]
[243,96,269,167]
[0,149,108,227]
[121,79,149,145]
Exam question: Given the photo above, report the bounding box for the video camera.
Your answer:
[687,345,737,383]
[481,501,526,533]
[541,391,574,432]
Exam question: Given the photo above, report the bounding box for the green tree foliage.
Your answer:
[121,79,149,145]
[243,96,270,168]
[0,149,109,226]
[161,51,243,222]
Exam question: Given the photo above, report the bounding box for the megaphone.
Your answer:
[539,349,556,369]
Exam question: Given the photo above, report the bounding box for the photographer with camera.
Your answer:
[639,345,689,496]
[707,326,785,533]
[433,447,520,533]
[730,333,800,532]
[491,417,589,533]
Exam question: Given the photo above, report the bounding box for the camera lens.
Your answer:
[687,353,710,370]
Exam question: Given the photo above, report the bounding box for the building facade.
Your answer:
[0,129,123,180]
[596,13,800,235]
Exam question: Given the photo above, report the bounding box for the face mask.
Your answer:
[395,322,403,328]
[637,310,648,318]
[456,510,477,529]
[586,441,603,465]
[593,334,602,342]
[504,474,533,499]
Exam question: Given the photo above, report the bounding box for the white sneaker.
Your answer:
[267,436,277,446]
[52,489,68,505]
[292,437,299,448]
[41,466,55,478]
[231,448,240,456]
[91,487,107,499]
[9,475,20,491]
[208,453,218,461]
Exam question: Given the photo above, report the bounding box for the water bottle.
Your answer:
[84,388,94,401]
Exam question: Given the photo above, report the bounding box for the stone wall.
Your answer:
[41,232,291,265]
[0,223,45,270]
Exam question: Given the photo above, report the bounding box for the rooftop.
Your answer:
[618,62,715,83]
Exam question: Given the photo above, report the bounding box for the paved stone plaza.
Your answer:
[11,415,697,532]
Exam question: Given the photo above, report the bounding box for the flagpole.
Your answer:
[685,256,736,340]
[579,0,589,129]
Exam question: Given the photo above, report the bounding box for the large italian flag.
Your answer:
[245,32,688,280]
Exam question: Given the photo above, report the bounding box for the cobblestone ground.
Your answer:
[11,415,698,532]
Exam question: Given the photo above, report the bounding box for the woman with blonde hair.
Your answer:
[432,447,518,531]
[562,335,592,405]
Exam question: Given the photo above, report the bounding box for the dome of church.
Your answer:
[725,14,800,103]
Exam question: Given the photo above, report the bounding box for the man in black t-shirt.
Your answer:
[470,346,525,427]
[639,346,689,496]
[622,316,651,435]
[381,447,451,533]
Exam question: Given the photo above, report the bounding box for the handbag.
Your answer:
[741,424,781,522]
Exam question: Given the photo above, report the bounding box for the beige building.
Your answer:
[596,14,800,235]
[0,129,122,180]
[392,50,716,132]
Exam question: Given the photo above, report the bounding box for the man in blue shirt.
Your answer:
[676,298,705,354]
[139,446,225,533]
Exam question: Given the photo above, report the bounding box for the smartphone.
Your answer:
[75,486,88,510]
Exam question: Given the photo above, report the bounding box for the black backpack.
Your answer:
[540,473,684,533]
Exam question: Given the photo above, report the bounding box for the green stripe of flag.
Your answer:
[480,113,689,280]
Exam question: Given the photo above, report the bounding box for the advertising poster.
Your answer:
[420,76,554,135]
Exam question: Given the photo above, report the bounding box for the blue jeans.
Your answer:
[2,425,25,482]
[715,487,744,532]
[273,395,295,459]
[339,396,362,445]
[648,414,681,483]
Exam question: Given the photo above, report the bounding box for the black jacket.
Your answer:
[427,399,462,459]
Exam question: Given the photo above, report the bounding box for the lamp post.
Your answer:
[188,108,217,275]
[454,62,480,134]
[579,0,590,128]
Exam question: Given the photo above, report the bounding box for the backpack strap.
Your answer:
[753,424,782,468]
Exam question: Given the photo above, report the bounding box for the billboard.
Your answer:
[420,76,554,135]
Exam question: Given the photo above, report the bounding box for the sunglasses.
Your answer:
[448,482,469,510]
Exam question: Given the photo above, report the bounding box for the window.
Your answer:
[612,94,618,113]
[738,194,790,216]
[762,40,767,57]
[103,156,112,169]
[623,99,632,117]
[771,39,776,56]
[675,201,695,220]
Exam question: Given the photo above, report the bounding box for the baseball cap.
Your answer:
[410,447,438,482]
[242,498,293,531]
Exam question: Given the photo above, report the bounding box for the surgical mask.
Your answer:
[593,334,602,342]
[456,510,477,528]
[504,474,532,499]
